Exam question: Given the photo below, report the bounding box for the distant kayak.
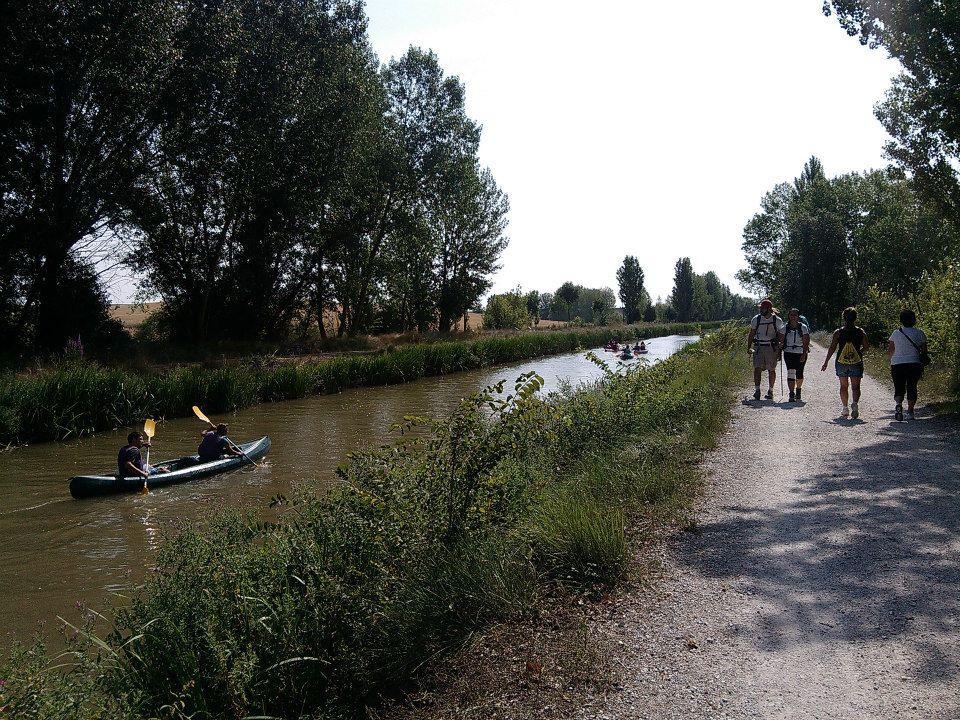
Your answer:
[68,436,271,499]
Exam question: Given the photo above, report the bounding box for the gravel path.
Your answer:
[582,342,960,719]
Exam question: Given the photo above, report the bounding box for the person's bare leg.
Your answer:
[839,377,849,408]
[754,368,763,386]
[768,365,776,390]
[851,377,862,404]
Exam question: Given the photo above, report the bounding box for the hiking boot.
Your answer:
[841,405,850,418]
[907,410,915,421]
[895,404,904,422]
[851,403,859,420]
[765,389,774,400]
[795,388,802,401]
[753,388,761,401]
[789,391,796,402]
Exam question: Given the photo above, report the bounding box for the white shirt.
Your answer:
[782,323,809,354]
[751,313,785,344]
[889,327,927,365]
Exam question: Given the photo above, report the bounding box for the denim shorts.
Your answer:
[835,363,864,378]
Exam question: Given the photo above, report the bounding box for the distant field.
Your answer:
[108,302,163,330]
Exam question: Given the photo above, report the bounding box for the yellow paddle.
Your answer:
[141,418,156,494]
[191,405,261,468]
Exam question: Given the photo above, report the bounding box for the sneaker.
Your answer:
[765,390,774,400]
[795,388,802,401]
[907,410,915,421]
[753,388,761,401]
[789,392,796,402]
[895,404,903,422]
[841,405,850,418]
[851,403,859,420]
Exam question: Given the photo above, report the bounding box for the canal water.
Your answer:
[0,335,695,644]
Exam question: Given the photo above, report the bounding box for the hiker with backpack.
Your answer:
[821,307,870,419]
[887,309,929,421]
[747,299,785,401]
[782,308,810,402]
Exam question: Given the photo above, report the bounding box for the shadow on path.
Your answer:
[681,415,960,683]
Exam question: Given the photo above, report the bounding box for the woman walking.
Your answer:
[887,309,928,421]
[782,308,810,402]
[821,307,869,419]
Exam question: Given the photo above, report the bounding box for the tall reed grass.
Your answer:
[1,324,747,719]
[0,322,724,446]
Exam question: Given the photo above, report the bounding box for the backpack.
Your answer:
[782,323,807,352]
[836,326,864,365]
[752,313,781,344]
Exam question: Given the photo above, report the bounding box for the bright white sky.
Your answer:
[365,0,900,302]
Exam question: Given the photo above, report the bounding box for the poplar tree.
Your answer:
[616,255,646,323]
[670,257,695,321]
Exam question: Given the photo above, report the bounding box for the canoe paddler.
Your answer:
[117,431,166,479]
[198,423,243,462]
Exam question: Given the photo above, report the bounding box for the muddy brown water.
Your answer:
[0,336,695,646]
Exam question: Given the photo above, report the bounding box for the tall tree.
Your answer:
[737,183,792,298]
[670,257,695,322]
[825,1,960,226]
[433,165,509,332]
[616,255,646,323]
[0,0,180,351]
[127,0,377,341]
[524,290,541,325]
[781,157,849,326]
[383,47,506,333]
[554,281,580,322]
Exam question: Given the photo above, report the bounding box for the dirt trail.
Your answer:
[583,342,960,719]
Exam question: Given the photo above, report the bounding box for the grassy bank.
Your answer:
[1,324,746,719]
[0,321,725,446]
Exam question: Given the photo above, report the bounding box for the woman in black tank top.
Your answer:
[821,307,870,419]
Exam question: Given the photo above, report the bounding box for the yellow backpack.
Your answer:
[836,327,863,364]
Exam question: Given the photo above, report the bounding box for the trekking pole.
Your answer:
[779,350,785,398]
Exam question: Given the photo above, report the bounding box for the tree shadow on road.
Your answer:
[679,415,960,683]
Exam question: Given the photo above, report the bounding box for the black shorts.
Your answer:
[891,362,923,401]
[784,352,805,379]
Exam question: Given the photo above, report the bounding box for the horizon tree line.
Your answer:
[483,256,753,330]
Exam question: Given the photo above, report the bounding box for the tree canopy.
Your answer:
[0,0,509,357]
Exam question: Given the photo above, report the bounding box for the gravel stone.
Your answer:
[580,343,960,719]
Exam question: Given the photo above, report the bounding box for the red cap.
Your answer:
[759,299,774,310]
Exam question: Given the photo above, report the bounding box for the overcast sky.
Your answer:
[365,0,900,302]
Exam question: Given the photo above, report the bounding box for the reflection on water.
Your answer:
[0,335,695,643]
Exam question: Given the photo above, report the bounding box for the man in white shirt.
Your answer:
[747,299,785,401]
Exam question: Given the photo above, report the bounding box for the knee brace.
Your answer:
[787,369,797,381]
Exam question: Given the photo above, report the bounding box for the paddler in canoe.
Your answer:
[118,431,168,480]
[198,423,244,462]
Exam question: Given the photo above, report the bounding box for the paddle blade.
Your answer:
[143,418,156,438]
[140,481,149,495]
[192,406,211,424]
